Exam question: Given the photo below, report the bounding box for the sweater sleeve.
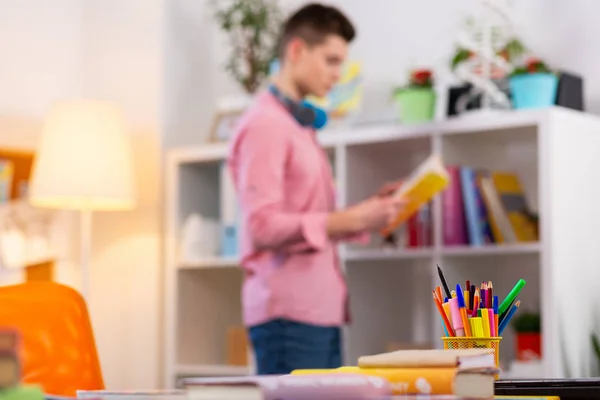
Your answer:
[235,123,330,252]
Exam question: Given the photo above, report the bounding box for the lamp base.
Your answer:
[80,209,92,300]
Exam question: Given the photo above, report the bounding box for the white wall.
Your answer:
[81,0,164,390]
[0,0,84,116]
[0,0,164,391]
[164,0,597,147]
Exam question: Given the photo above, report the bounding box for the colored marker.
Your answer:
[499,300,521,335]
[456,284,472,337]
[437,265,452,299]
[499,279,527,314]
[493,295,499,337]
[449,297,464,337]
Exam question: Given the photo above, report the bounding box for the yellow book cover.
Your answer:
[381,154,449,237]
[292,366,494,396]
[491,172,537,242]
[477,173,506,243]
[496,397,560,400]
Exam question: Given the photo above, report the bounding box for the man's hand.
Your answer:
[326,181,408,237]
[377,180,404,197]
[346,195,407,232]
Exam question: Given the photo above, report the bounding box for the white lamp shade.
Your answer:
[29,100,135,211]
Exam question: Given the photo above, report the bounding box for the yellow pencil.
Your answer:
[481,309,491,337]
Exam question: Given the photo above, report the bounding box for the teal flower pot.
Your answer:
[509,72,558,109]
[394,88,436,124]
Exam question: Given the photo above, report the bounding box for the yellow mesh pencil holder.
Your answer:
[441,336,502,379]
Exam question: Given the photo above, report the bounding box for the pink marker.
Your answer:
[488,309,496,337]
[449,297,465,337]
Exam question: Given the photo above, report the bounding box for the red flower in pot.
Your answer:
[512,311,541,361]
[409,69,434,88]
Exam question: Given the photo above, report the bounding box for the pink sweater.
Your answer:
[228,91,367,327]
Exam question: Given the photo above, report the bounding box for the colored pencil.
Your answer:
[437,265,452,299]
[456,284,472,337]
[493,295,499,337]
[434,271,527,341]
[499,300,521,335]
[433,291,455,337]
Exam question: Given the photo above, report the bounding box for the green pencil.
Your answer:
[499,278,526,314]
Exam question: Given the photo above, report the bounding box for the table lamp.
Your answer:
[28,100,136,298]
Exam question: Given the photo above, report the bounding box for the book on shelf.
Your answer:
[0,160,14,203]
[442,166,538,247]
[0,328,20,389]
[382,153,450,238]
[183,373,391,400]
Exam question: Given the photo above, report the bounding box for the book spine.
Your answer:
[263,374,392,400]
[442,166,468,246]
[460,167,483,246]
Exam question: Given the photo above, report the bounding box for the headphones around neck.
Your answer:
[269,85,328,130]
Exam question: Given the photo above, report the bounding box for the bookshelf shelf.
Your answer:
[344,247,434,261]
[440,243,541,257]
[344,243,540,261]
[164,106,600,386]
[177,257,239,270]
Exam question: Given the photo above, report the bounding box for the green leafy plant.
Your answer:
[450,33,526,72]
[211,0,283,94]
[512,311,541,333]
[592,333,600,366]
[510,58,553,77]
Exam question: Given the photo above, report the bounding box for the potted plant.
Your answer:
[451,37,527,77]
[512,311,541,361]
[592,333,600,372]
[508,58,558,109]
[393,68,436,124]
[211,0,282,95]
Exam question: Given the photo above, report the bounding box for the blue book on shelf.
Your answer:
[460,167,483,246]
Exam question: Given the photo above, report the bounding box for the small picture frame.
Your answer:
[209,110,243,142]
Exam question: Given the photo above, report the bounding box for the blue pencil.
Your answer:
[498,300,521,335]
[440,316,449,336]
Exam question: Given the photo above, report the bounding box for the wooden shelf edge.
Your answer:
[343,243,540,261]
[177,257,240,270]
[174,364,251,376]
[343,247,434,261]
[441,243,540,257]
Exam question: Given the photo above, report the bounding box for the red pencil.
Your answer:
[433,291,455,337]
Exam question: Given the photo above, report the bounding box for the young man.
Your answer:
[228,3,405,375]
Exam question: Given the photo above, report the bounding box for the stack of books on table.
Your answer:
[183,348,501,399]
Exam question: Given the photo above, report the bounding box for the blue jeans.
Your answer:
[248,319,342,375]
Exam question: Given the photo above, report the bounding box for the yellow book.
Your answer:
[496,397,560,400]
[381,153,449,237]
[491,172,538,242]
[292,365,496,397]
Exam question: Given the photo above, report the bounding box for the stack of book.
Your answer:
[182,349,498,399]
[292,348,498,398]
[0,328,44,400]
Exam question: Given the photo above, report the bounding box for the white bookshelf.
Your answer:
[163,106,600,387]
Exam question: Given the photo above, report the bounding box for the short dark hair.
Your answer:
[278,3,356,58]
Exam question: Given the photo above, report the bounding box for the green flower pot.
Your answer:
[394,88,436,124]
